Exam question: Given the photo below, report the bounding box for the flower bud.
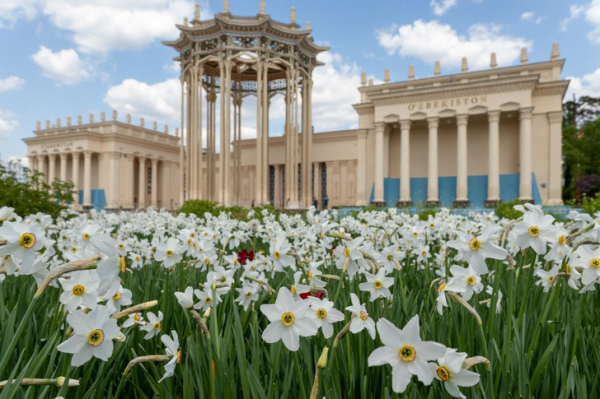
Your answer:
[56,377,80,387]
[317,347,328,369]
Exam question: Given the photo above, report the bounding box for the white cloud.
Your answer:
[560,0,600,42]
[566,68,600,99]
[521,12,543,24]
[561,4,587,30]
[0,0,41,28]
[377,20,532,70]
[104,78,181,122]
[0,110,19,141]
[430,0,458,15]
[31,46,90,85]
[0,76,25,92]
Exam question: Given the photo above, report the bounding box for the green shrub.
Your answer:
[581,193,600,215]
[178,200,219,217]
[494,199,524,220]
[418,209,438,221]
[0,163,74,220]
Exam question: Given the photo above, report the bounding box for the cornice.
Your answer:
[368,76,539,107]
[352,103,375,115]
[532,81,570,98]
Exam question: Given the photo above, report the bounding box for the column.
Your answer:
[180,72,185,204]
[219,59,232,204]
[28,156,36,176]
[255,62,264,204]
[48,154,57,183]
[356,130,367,206]
[426,117,440,205]
[372,122,385,205]
[72,152,80,207]
[38,155,46,183]
[454,114,469,206]
[313,162,322,208]
[208,89,217,201]
[106,153,120,209]
[261,66,269,204]
[486,111,501,205]
[60,153,68,182]
[83,151,93,208]
[138,157,146,208]
[519,107,534,201]
[548,111,564,205]
[151,158,158,208]
[124,155,134,209]
[196,65,204,200]
[399,120,412,205]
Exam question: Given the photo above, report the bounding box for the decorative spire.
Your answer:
[259,0,265,14]
[112,110,117,120]
[368,78,374,86]
[126,114,131,124]
[306,21,311,30]
[195,3,200,20]
[89,113,94,123]
[164,125,169,134]
[291,7,296,23]
[140,118,144,128]
[361,71,367,86]
[66,116,71,126]
[461,57,468,73]
[384,68,390,83]
[46,120,50,129]
[434,61,441,76]
[101,111,106,122]
[223,0,229,13]
[551,42,560,60]
[408,65,415,80]
[36,121,41,130]
[183,17,188,26]
[520,48,528,64]
[77,115,82,125]
[490,53,498,68]
[56,118,61,128]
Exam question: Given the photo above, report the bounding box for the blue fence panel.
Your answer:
[78,189,106,210]
[500,174,520,203]
[438,176,457,207]
[383,178,400,206]
[410,177,428,205]
[468,175,488,207]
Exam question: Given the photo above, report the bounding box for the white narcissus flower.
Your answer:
[290,271,310,299]
[345,293,376,339]
[58,270,100,312]
[269,234,295,272]
[141,311,163,339]
[193,287,221,312]
[535,264,560,292]
[368,316,446,393]
[306,297,345,339]
[358,268,394,301]
[234,282,260,311]
[571,246,600,286]
[128,253,143,269]
[57,305,120,367]
[159,331,181,383]
[435,279,466,315]
[155,237,183,268]
[0,207,15,222]
[105,286,133,314]
[260,287,318,351]
[175,286,195,309]
[446,227,507,274]
[333,237,366,279]
[122,312,145,328]
[449,265,484,301]
[0,221,47,272]
[512,211,555,255]
[430,349,480,399]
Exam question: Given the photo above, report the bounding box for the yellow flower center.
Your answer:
[467,276,477,286]
[119,257,127,273]
[71,247,77,253]
[82,233,91,241]
[437,282,447,293]
[528,226,540,237]
[273,250,281,259]
[398,345,416,362]
[565,264,571,274]
[118,244,124,249]
[469,237,481,251]
[291,286,297,295]
[436,366,450,381]
[412,232,418,237]
[245,291,252,298]
[205,297,212,304]
[166,250,174,257]
[548,275,554,282]
[133,314,141,322]
[72,285,85,296]
[590,258,600,269]
[308,271,313,279]
[359,311,369,321]
[153,322,161,331]
[281,312,295,327]
[187,238,193,245]
[87,329,105,347]
[135,256,140,261]
[343,247,351,257]
[558,235,567,245]
[316,308,327,319]
[373,280,383,289]
[112,291,122,300]
[190,233,195,238]
[19,233,36,249]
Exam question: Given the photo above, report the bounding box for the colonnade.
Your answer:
[29,152,163,209]
[372,107,561,206]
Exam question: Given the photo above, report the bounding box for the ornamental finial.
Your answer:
[361,71,367,86]
[195,4,200,20]
[550,42,560,60]
[260,0,266,14]
[291,7,296,23]
[434,61,441,76]
[461,57,468,73]
[520,47,528,64]
[223,0,229,13]
[408,65,415,80]
[490,53,498,68]
[384,68,390,83]
[306,21,311,30]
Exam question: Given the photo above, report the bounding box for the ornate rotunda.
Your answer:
[163,0,329,208]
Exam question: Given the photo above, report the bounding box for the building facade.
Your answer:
[23,2,569,210]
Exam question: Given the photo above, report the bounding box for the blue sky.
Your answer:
[1,0,600,162]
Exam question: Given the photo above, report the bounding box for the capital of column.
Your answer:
[519,107,534,120]
[400,120,411,130]
[71,150,81,159]
[60,152,69,161]
[48,153,57,161]
[488,110,501,123]
[548,111,564,124]
[374,122,386,133]
[83,150,93,158]
[357,129,367,139]
[151,158,159,166]
[427,117,439,129]
[456,114,469,126]
[106,152,121,160]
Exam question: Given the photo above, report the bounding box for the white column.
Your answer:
[83,151,93,208]
[399,120,411,204]
[60,153,68,182]
[48,154,57,183]
[107,153,120,209]
[373,122,385,204]
[138,157,146,208]
[427,117,439,204]
[125,156,135,209]
[71,152,80,207]
[548,111,564,205]
[487,111,501,203]
[519,107,534,201]
[38,155,46,183]
[28,156,37,174]
[455,114,469,203]
[356,130,368,206]
[151,158,158,208]
[261,65,269,204]
[255,62,264,204]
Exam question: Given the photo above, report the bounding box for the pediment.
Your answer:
[409,111,427,121]
[468,105,488,115]
[383,114,400,123]
[500,102,520,112]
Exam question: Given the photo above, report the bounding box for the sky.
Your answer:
[1,0,600,163]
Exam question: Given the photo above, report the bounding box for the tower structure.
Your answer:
[164,1,329,207]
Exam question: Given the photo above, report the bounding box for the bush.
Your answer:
[417,209,439,221]
[494,199,524,220]
[574,174,600,198]
[178,200,219,217]
[0,163,74,220]
[581,193,600,215]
